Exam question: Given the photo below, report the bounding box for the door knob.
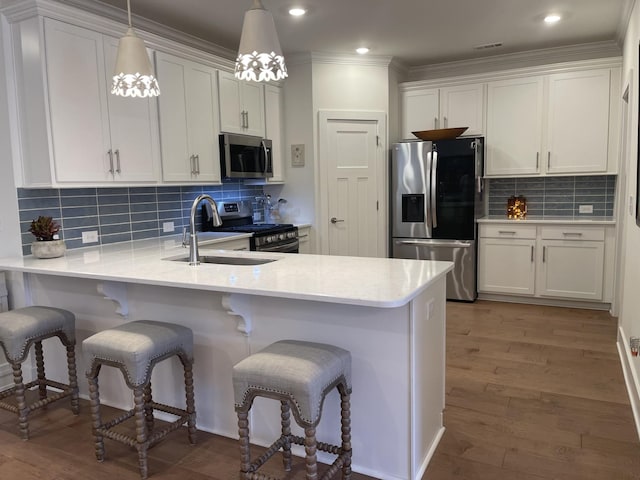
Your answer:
[330,217,344,224]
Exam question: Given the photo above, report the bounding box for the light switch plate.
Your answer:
[82,230,99,244]
[291,144,305,167]
[162,221,175,233]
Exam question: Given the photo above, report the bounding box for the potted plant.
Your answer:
[28,216,66,259]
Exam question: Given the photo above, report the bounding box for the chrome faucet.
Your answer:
[188,194,222,266]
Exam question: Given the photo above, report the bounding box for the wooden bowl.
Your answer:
[412,127,468,141]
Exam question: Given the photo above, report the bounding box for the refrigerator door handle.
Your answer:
[431,150,438,229]
[425,148,433,237]
[395,239,472,248]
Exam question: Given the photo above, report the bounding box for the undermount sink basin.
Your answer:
[167,255,277,266]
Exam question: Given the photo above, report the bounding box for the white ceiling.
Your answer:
[83,0,628,66]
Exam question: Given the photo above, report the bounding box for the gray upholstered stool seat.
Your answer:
[233,340,352,480]
[0,306,79,440]
[83,320,197,480]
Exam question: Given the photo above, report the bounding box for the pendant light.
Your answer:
[235,0,288,82]
[111,0,160,97]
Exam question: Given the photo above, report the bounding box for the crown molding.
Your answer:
[0,0,236,68]
[310,52,393,67]
[389,57,409,80]
[408,41,622,81]
[617,0,636,45]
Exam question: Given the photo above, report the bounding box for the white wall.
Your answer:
[619,0,640,437]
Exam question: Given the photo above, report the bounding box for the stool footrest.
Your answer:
[0,380,73,414]
[290,435,342,455]
[248,435,290,472]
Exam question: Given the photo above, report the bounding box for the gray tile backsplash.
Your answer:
[19,182,264,255]
[487,175,616,217]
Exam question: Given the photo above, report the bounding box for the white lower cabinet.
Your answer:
[479,223,610,303]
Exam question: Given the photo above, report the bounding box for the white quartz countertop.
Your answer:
[478,216,616,225]
[0,237,452,308]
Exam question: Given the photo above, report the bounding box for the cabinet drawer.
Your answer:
[479,224,537,239]
[540,226,604,241]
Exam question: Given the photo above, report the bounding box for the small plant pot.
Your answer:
[31,240,66,259]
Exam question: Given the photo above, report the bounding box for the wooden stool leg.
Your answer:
[88,367,105,462]
[304,426,318,480]
[143,382,154,434]
[237,410,251,478]
[66,344,80,415]
[280,401,292,471]
[35,341,47,400]
[134,386,149,480]
[340,389,352,480]
[183,359,197,445]
[11,362,29,440]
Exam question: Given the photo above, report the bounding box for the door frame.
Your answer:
[316,110,387,256]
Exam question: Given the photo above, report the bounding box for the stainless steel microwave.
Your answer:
[219,133,273,179]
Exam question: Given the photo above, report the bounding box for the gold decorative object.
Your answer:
[507,195,527,219]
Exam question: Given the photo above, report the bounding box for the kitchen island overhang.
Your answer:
[0,238,453,480]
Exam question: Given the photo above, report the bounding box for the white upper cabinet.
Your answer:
[218,71,265,137]
[485,76,544,176]
[485,67,618,177]
[400,83,484,140]
[44,19,159,184]
[264,84,285,183]
[155,51,221,183]
[545,69,610,174]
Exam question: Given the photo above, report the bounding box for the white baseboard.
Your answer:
[617,326,640,442]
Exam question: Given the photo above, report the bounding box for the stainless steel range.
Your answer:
[202,201,298,253]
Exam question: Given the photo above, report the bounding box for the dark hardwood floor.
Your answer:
[0,301,638,479]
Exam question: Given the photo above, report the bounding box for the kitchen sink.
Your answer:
[167,255,277,266]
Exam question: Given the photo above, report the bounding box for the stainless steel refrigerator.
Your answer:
[390,138,484,301]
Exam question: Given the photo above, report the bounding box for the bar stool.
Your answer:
[233,339,352,480]
[0,306,79,440]
[83,320,196,480]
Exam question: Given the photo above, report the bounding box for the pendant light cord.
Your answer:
[126,0,132,27]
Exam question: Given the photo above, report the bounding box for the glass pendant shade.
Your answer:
[111,1,160,98]
[235,0,287,82]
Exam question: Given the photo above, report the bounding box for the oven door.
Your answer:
[255,238,299,253]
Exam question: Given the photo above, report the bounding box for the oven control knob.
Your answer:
[279,234,285,240]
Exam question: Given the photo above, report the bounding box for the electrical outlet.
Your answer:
[291,144,305,167]
[162,221,175,233]
[578,205,593,214]
[82,230,99,244]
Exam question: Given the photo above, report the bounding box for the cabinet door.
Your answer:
[401,89,439,139]
[265,85,284,182]
[218,71,243,134]
[538,240,604,300]
[485,77,543,176]
[546,69,610,174]
[440,84,484,135]
[478,238,536,295]
[155,52,191,181]
[241,81,265,137]
[44,19,112,183]
[186,63,221,183]
[103,37,159,182]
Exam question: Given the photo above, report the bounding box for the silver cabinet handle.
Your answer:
[547,152,551,169]
[562,232,583,237]
[107,149,114,174]
[115,149,121,174]
[240,111,245,129]
[543,245,546,263]
[330,217,344,224]
[434,117,438,129]
[190,155,195,174]
[498,230,517,234]
[536,152,539,170]
[245,110,249,128]
[443,116,448,128]
[531,245,534,262]
[195,154,200,174]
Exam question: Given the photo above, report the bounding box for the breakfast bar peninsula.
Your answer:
[0,237,452,480]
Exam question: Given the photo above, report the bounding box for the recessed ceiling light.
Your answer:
[289,7,306,16]
[356,47,369,55]
[544,14,561,24]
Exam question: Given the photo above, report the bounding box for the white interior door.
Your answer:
[320,113,385,257]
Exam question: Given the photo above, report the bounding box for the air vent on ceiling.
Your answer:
[474,42,503,50]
